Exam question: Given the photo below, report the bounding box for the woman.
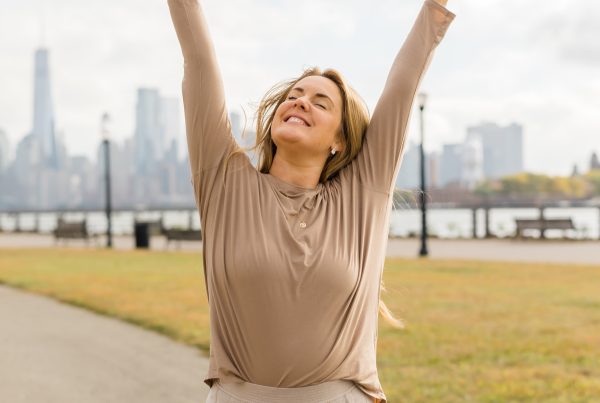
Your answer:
[167,0,455,402]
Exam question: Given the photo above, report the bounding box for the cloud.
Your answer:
[533,1,600,65]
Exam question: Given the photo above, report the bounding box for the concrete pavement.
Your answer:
[1,233,599,265]
[0,285,210,403]
[385,237,600,265]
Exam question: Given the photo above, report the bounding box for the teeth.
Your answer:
[287,116,306,125]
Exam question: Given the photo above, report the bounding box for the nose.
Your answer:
[293,96,309,111]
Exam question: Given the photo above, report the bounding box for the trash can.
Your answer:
[134,222,150,249]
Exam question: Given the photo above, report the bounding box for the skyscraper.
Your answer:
[466,122,524,179]
[32,48,58,168]
[395,141,420,189]
[134,88,162,175]
[0,128,10,173]
[160,96,181,160]
[134,89,183,175]
[590,152,600,171]
[14,134,41,206]
[439,143,463,187]
[460,135,484,190]
[395,141,439,190]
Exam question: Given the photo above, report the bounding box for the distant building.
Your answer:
[32,48,60,169]
[3,45,196,210]
[14,134,41,207]
[96,139,134,208]
[460,135,484,190]
[0,128,13,207]
[134,88,163,176]
[160,96,181,159]
[0,128,10,173]
[395,141,420,189]
[129,87,198,206]
[590,152,600,171]
[134,89,183,179]
[395,142,439,190]
[466,122,524,179]
[439,143,462,187]
[38,168,70,208]
[428,151,440,188]
[67,155,95,207]
[8,47,71,209]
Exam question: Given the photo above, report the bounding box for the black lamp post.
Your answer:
[101,113,113,248]
[417,92,428,257]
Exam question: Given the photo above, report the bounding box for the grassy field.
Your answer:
[1,248,599,402]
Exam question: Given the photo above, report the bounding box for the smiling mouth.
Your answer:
[284,116,310,126]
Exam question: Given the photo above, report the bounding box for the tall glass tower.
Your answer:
[33,48,57,168]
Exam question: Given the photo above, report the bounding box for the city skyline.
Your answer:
[0,55,197,209]
[0,0,599,176]
[0,43,597,210]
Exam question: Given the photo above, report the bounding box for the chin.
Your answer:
[272,126,307,144]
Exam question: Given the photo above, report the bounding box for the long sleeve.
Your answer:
[352,0,455,194]
[167,0,239,182]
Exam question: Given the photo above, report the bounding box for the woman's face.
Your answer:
[271,75,344,159]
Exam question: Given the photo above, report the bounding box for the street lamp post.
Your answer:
[417,93,428,257]
[101,113,113,248]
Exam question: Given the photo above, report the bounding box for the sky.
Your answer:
[0,0,598,176]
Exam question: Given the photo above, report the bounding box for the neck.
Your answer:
[269,152,323,189]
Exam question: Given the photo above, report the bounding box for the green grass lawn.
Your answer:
[1,248,599,402]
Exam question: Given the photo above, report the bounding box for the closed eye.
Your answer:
[287,96,326,110]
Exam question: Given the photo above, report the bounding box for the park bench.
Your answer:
[162,228,202,249]
[54,218,100,246]
[514,218,576,239]
[133,217,202,249]
[153,217,202,248]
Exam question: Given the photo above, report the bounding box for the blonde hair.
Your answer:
[224,66,404,329]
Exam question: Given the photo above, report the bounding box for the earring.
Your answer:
[331,148,336,155]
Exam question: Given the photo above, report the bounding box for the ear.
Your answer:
[333,135,346,154]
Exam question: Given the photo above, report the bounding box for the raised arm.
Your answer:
[167,0,238,179]
[352,0,455,194]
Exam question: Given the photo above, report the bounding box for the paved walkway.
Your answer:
[0,285,210,403]
[1,233,599,265]
[385,238,600,265]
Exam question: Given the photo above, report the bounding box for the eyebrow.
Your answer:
[290,87,335,107]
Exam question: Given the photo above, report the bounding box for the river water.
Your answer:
[1,207,598,240]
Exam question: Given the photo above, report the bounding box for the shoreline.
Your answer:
[1,233,597,265]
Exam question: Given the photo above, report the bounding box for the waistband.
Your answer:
[215,379,357,403]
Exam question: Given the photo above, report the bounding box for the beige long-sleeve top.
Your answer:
[167,1,455,402]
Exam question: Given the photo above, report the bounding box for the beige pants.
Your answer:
[206,379,376,403]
